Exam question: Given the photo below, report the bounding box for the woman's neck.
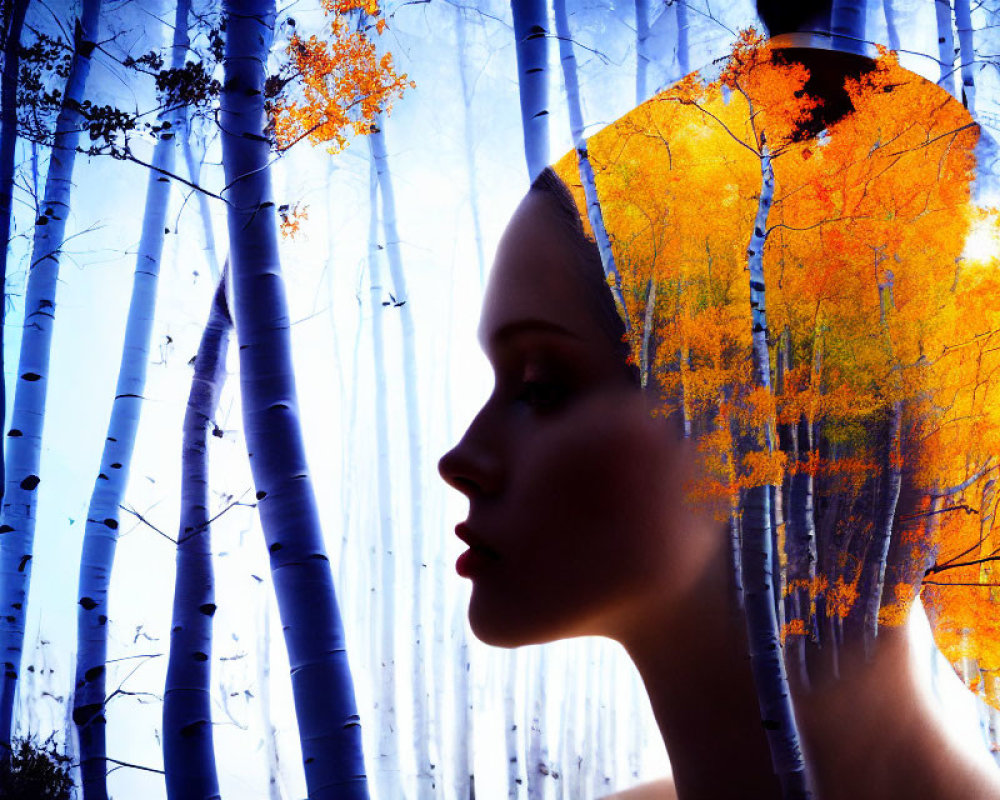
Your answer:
[620,549,784,799]
[621,564,1000,800]
[794,621,1000,800]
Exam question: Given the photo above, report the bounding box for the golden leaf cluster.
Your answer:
[271,0,413,154]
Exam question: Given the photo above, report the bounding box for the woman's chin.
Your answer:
[467,592,593,648]
[468,607,533,648]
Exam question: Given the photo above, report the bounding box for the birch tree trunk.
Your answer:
[882,0,900,51]
[220,1,368,795]
[675,0,689,78]
[73,4,189,793]
[181,133,221,284]
[936,0,957,96]
[162,268,229,800]
[525,648,549,799]
[954,0,976,113]
[451,599,473,800]
[856,274,903,654]
[576,146,628,327]
[785,327,819,684]
[635,0,650,105]
[742,143,809,799]
[0,0,102,755]
[454,5,487,287]
[831,0,866,52]
[366,149,402,800]
[504,649,520,799]
[511,0,550,181]
[258,576,285,800]
[0,0,30,524]
[550,2,627,326]
[368,116,435,800]
[553,0,584,146]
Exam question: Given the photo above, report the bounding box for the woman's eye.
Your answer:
[515,379,567,411]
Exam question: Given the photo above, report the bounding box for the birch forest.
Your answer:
[0,0,999,797]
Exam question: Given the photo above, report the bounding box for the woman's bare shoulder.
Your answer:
[600,777,677,800]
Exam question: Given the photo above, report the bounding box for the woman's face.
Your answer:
[438,190,722,648]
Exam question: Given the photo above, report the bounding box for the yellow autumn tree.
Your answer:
[269,0,413,155]
[554,33,1000,706]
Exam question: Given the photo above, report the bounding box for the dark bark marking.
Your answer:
[180,720,208,738]
[72,703,104,726]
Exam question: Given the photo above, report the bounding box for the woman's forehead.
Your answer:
[478,192,601,350]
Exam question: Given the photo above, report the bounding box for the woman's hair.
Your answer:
[528,167,639,386]
[531,37,1000,704]
[756,0,833,37]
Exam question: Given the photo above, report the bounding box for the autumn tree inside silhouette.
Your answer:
[555,32,997,718]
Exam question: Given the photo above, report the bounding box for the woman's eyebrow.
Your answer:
[479,319,582,349]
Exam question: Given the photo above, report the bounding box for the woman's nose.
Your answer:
[437,411,502,497]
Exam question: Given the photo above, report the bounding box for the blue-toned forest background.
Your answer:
[1,0,997,797]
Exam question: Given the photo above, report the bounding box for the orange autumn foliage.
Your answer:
[553,33,1000,706]
[270,0,413,154]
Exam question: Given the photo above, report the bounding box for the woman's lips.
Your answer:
[456,546,499,578]
[455,523,500,578]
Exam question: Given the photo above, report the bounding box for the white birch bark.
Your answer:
[0,0,30,536]
[369,116,435,799]
[675,0,689,78]
[511,0,551,181]
[257,578,284,800]
[858,273,903,654]
[0,0,102,755]
[553,0,584,146]
[576,145,629,328]
[525,648,547,799]
[742,140,809,798]
[627,670,643,783]
[220,0,369,795]
[564,651,581,798]
[162,265,228,800]
[635,0,650,105]
[73,4,188,794]
[936,0,958,96]
[882,0,900,51]
[504,649,521,799]
[831,0,867,52]
[454,4,487,286]
[366,150,402,800]
[181,133,221,284]
[451,599,473,800]
[954,0,976,113]
[550,0,626,328]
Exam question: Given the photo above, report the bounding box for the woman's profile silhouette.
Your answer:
[440,2,1000,797]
